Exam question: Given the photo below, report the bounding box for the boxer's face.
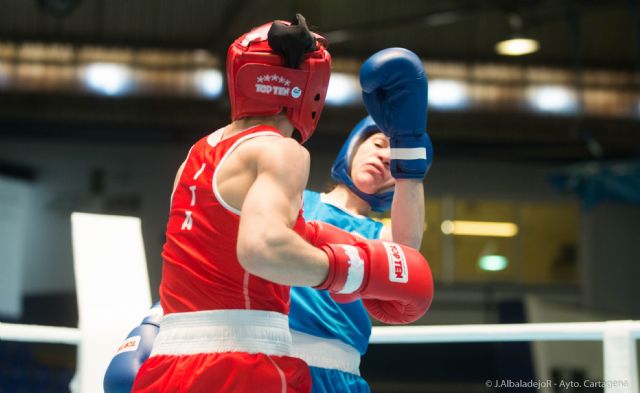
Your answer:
[350,132,394,195]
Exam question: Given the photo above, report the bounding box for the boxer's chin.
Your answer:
[352,174,379,195]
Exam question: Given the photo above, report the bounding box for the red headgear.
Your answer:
[226,20,331,143]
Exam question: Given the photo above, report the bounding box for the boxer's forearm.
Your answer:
[390,179,424,249]
[236,136,329,287]
[237,226,329,287]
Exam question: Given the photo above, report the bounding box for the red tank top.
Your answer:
[160,125,306,315]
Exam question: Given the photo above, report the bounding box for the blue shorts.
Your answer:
[309,366,370,393]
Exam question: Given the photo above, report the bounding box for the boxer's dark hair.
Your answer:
[268,14,317,69]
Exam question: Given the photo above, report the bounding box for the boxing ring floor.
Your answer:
[0,213,638,393]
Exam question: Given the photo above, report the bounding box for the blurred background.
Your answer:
[0,0,639,392]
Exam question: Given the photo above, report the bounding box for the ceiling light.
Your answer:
[528,85,578,113]
[441,220,518,237]
[496,14,539,56]
[326,72,360,106]
[477,240,509,271]
[429,79,469,110]
[194,69,223,99]
[478,255,509,271]
[495,38,540,56]
[83,63,133,96]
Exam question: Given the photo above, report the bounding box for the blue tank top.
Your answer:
[288,190,384,355]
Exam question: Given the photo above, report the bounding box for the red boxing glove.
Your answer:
[305,221,360,246]
[316,239,433,324]
[305,221,362,303]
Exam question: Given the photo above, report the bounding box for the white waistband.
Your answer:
[150,309,292,357]
[290,330,361,375]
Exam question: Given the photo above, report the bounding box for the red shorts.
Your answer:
[130,309,310,393]
[131,352,311,393]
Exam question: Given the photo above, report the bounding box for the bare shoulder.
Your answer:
[257,136,308,159]
[241,136,310,172]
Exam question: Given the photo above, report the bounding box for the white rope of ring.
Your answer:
[1,320,638,393]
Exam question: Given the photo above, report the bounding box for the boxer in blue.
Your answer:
[104,47,432,393]
[289,47,432,393]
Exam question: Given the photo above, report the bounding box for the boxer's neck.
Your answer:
[324,184,372,216]
[227,114,294,138]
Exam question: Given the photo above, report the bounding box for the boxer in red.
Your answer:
[131,14,433,393]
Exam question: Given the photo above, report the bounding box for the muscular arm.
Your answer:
[381,179,425,249]
[236,138,329,287]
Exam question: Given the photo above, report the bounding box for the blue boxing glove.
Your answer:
[360,47,432,179]
[103,302,162,393]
